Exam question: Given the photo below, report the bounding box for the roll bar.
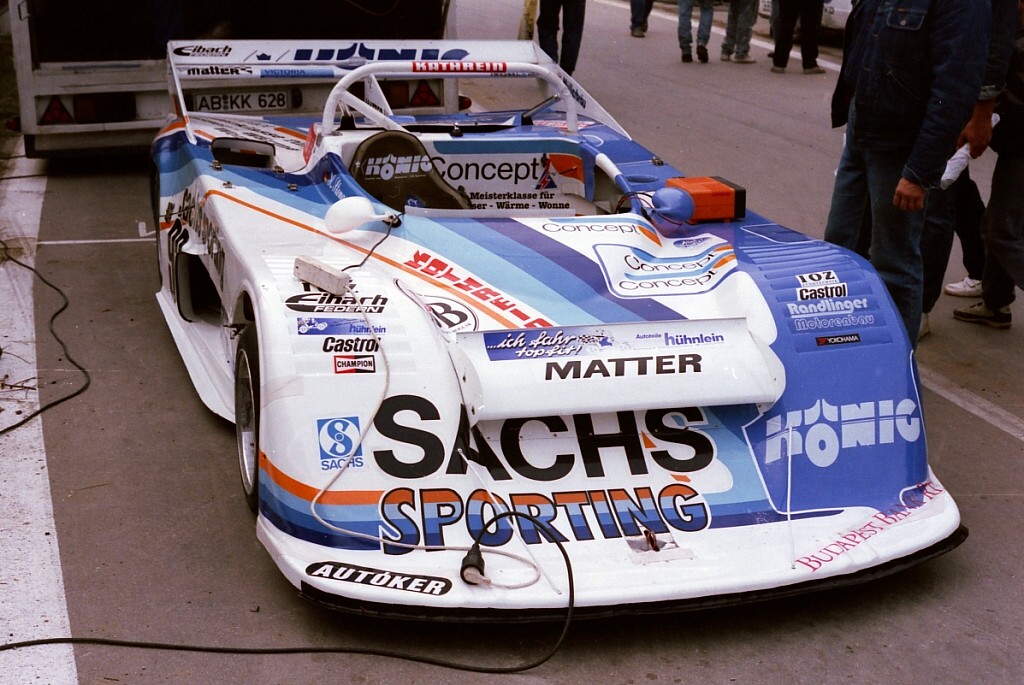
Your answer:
[320,60,580,136]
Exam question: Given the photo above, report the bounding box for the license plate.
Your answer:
[190,91,289,113]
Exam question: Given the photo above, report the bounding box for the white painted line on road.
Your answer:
[920,365,1024,442]
[0,142,78,684]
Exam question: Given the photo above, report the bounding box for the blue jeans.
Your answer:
[630,0,655,30]
[825,132,925,345]
[721,0,757,58]
[678,0,715,51]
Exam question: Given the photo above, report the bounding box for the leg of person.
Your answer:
[798,0,825,71]
[731,0,759,62]
[948,167,987,292]
[772,0,800,71]
[536,0,562,63]
[643,0,655,29]
[863,147,926,345]
[629,0,648,34]
[825,136,871,252]
[558,0,586,75]
[955,245,1014,329]
[920,184,956,316]
[954,155,1021,326]
[985,153,1024,288]
[678,0,696,60]
[957,152,1024,328]
[696,0,715,62]
[721,0,738,59]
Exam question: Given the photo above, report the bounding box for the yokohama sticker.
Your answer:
[305,562,452,595]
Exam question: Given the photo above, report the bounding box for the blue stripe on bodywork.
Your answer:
[400,216,683,325]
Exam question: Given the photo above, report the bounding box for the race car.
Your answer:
[151,39,965,619]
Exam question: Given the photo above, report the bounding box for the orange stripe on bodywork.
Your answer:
[202,188,532,329]
[548,153,585,182]
[637,225,662,246]
[712,253,736,269]
[273,126,308,141]
[260,452,381,506]
[158,120,187,136]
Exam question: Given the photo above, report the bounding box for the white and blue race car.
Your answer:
[151,39,964,619]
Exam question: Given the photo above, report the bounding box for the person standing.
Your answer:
[537,0,587,75]
[720,0,759,63]
[919,171,987,337]
[919,0,1017,337]
[770,0,825,74]
[955,0,1024,329]
[630,0,655,37]
[823,0,988,345]
[679,0,715,63]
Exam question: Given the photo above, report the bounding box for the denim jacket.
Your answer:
[831,0,990,188]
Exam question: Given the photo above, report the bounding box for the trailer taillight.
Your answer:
[381,81,412,108]
[72,93,136,124]
[408,80,440,107]
[39,96,74,125]
[39,93,137,126]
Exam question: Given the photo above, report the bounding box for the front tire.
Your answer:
[234,326,261,513]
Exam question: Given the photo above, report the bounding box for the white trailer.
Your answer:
[7,0,453,157]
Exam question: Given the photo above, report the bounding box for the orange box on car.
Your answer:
[666,176,746,222]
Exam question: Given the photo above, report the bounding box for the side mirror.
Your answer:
[324,196,399,234]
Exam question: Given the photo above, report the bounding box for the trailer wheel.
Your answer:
[234,326,261,513]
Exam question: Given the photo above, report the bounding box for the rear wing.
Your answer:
[165,40,626,142]
[452,318,786,421]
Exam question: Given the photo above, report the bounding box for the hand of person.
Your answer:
[956,100,997,158]
[893,178,926,212]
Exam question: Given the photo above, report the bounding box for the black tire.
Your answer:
[234,326,261,513]
[150,162,164,287]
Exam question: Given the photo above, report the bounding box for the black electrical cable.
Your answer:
[0,172,48,181]
[0,513,574,674]
[0,237,91,436]
[341,213,401,272]
[339,0,403,17]
[0,214,570,672]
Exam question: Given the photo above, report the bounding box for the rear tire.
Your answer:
[234,327,261,513]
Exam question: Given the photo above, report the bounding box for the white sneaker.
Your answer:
[944,277,982,297]
[918,312,930,340]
